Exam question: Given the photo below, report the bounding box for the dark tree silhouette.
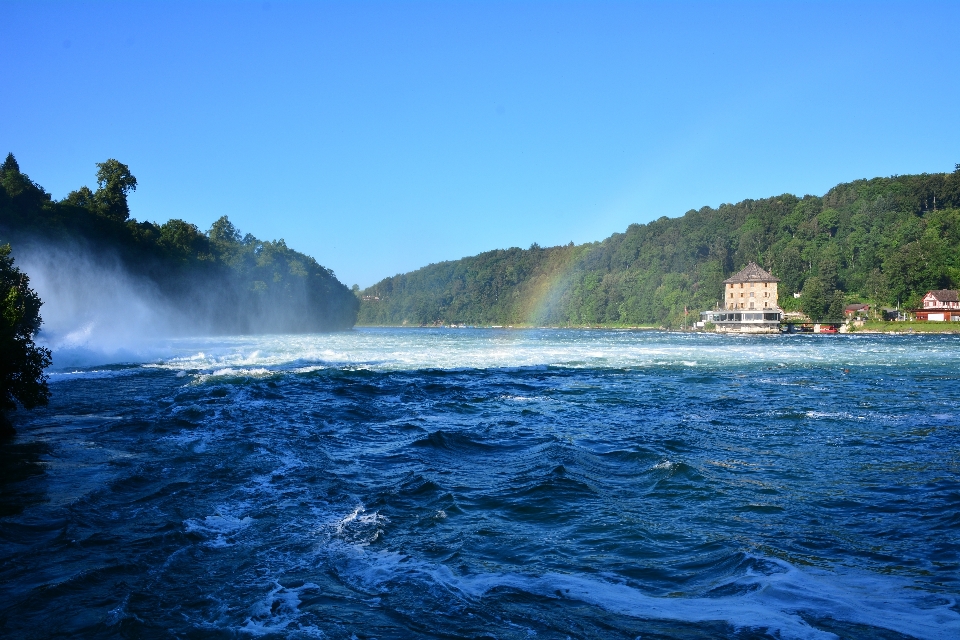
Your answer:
[0,244,51,435]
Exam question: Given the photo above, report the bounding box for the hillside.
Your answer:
[0,154,359,334]
[359,169,960,327]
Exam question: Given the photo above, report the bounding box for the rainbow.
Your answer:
[518,244,591,326]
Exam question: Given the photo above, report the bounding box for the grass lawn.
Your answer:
[848,320,960,333]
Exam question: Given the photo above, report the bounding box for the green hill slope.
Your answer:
[0,154,358,333]
[360,169,960,327]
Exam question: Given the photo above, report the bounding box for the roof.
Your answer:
[925,290,959,302]
[845,303,870,311]
[722,262,780,284]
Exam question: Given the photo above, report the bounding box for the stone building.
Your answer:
[700,262,782,333]
[722,261,779,310]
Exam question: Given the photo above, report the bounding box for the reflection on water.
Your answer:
[0,440,50,517]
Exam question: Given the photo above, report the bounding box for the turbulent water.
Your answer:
[2,329,959,639]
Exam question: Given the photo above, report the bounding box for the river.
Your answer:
[2,329,958,638]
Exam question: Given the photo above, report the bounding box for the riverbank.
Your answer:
[356,321,960,334]
[847,320,960,334]
[355,323,663,330]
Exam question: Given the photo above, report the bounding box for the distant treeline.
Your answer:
[0,154,358,333]
[360,168,960,326]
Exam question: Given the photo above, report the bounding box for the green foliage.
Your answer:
[360,171,960,327]
[800,277,828,321]
[94,159,138,222]
[0,244,52,420]
[0,154,358,334]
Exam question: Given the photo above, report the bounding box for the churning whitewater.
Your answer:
[2,329,959,639]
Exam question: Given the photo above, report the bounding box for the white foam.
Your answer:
[47,368,140,382]
[329,504,388,545]
[36,327,960,374]
[30,327,960,378]
[240,582,325,637]
[197,367,275,381]
[185,513,253,547]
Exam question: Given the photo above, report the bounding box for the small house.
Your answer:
[921,290,959,309]
[844,303,870,317]
[915,290,960,321]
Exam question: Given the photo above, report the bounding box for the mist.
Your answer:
[13,239,204,368]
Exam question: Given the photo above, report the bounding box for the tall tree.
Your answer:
[94,159,138,221]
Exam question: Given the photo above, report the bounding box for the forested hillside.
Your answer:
[360,168,960,326]
[0,154,358,333]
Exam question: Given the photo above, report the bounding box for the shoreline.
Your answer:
[354,323,960,334]
[355,324,663,330]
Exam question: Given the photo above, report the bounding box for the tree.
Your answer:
[0,245,52,434]
[800,276,829,321]
[63,185,96,209]
[209,216,242,244]
[94,159,137,221]
[826,289,846,321]
[816,244,841,290]
[1,152,50,209]
[159,219,208,259]
[776,244,806,296]
[0,153,29,198]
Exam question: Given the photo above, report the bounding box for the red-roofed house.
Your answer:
[844,303,870,317]
[915,290,960,321]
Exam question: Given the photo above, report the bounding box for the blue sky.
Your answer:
[3,1,958,287]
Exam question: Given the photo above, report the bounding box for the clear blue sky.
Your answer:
[3,1,958,287]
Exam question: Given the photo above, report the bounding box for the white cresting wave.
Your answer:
[45,327,960,377]
[226,500,960,640]
[215,500,960,640]
[326,541,960,640]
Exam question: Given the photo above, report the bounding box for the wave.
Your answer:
[40,328,960,377]
[328,541,959,640]
[313,499,960,638]
[410,429,496,454]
